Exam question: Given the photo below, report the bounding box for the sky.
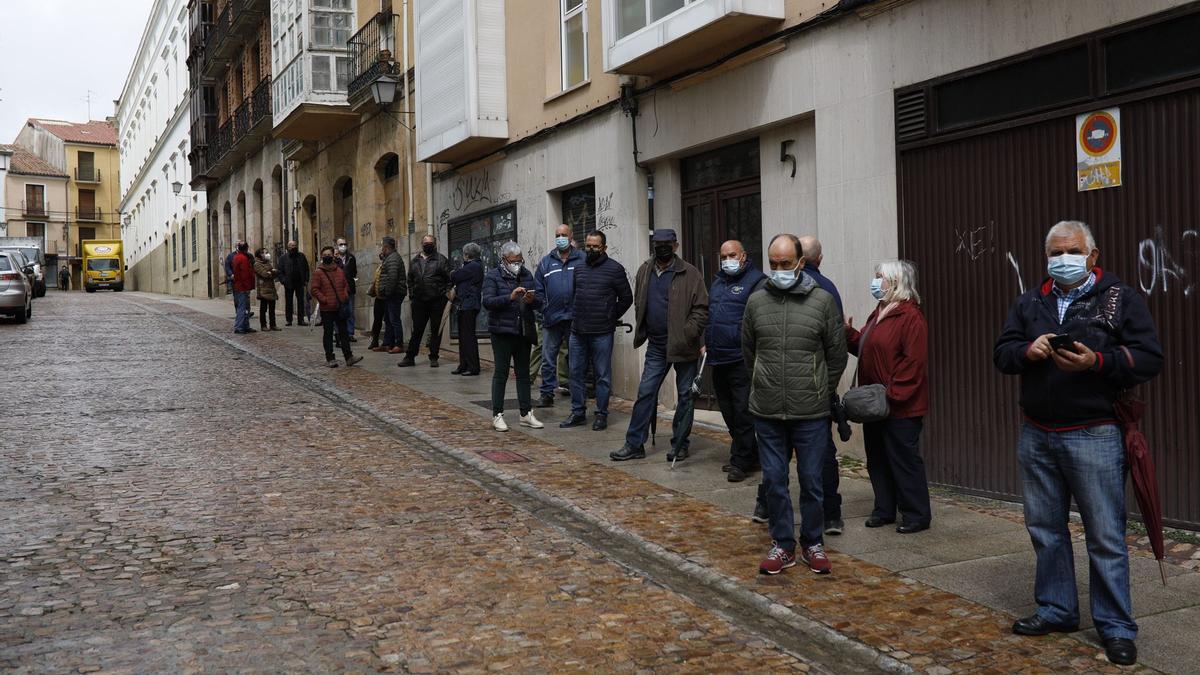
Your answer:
[0,0,156,141]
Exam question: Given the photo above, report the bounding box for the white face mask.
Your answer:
[264,253,271,261]
[337,244,347,253]
[505,261,522,276]
[720,259,742,274]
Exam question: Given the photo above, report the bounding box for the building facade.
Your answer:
[119,0,212,298]
[417,0,1200,528]
[1,145,69,286]
[11,119,120,289]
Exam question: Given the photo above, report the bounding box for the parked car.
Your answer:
[0,251,34,323]
[0,239,47,297]
[3,250,38,298]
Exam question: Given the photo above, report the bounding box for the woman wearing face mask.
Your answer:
[253,248,280,331]
[481,241,545,432]
[844,260,931,534]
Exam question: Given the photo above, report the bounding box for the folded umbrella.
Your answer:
[670,352,707,470]
[1115,395,1167,586]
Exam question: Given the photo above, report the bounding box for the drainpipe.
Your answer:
[402,0,417,239]
[620,78,652,237]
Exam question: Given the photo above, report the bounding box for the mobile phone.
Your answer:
[1049,334,1078,353]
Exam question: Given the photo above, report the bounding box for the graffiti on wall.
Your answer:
[1138,225,1198,298]
[597,192,617,232]
[452,172,495,212]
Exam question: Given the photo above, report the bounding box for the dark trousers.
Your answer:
[284,284,306,323]
[321,310,353,361]
[457,309,480,373]
[756,419,842,521]
[407,297,448,360]
[490,333,531,416]
[624,341,698,450]
[863,417,931,527]
[712,360,758,472]
[382,295,404,348]
[371,298,386,344]
[259,299,276,329]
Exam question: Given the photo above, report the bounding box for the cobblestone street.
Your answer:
[0,294,812,672]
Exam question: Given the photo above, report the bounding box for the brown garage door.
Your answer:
[898,86,1200,529]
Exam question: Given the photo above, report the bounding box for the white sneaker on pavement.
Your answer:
[493,413,509,432]
[519,411,544,429]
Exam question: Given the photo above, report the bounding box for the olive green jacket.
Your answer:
[741,272,848,420]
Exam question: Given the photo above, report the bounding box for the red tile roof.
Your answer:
[28,119,118,146]
[3,144,68,178]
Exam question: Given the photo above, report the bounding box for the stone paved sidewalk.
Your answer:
[139,292,1200,672]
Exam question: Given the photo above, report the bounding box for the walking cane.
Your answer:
[671,351,707,470]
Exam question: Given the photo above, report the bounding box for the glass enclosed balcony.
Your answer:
[270,0,359,141]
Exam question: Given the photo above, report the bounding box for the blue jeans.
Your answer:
[382,295,404,348]
[234,291,250,332]
[1018,423,1135,640]
[541,321,570,397]
[568,332,613,417]
[755,417,829,551]
[345,294,356,336]
[624,341,697,449]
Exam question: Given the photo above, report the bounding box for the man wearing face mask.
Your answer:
[310,246,363,368]
[278,240,310,326]
[230,241,257,334]
[561,230,633,430]
[612,229,709,462]
[742,234,846,576]
[335,238,358,342]
[993,220,1162,667]
[533,224,585,408]
[705,240,767,483]
[400,234,453,368]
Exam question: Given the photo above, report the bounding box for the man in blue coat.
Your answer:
[533,224,585,408]
[560,230,633,431]
[705,240,767,483]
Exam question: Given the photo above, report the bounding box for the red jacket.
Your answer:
[309,263,350,311]
[846,299,928,419]
[231,251,256,293]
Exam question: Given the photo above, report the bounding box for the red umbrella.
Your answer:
[1114,395,1168,586]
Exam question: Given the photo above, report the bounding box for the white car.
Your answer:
[0,246,45,297]
[0,251,34,323]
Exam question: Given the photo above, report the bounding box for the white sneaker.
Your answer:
[493,413,509,432]
[519,411,544,429]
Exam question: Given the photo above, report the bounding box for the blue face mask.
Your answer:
[555,236,570,251]
[869,278,886,300]
[1047,253,1090,285]
[720,259,742,274]
[771,268,798,288]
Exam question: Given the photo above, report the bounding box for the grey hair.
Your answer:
[1045,220,1097,254]
[876,260,921,304]
[462,242,482,260]
[499,240,522,259]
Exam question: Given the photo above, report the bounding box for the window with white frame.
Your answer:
[311,0,353,48]
[562,0,587,89]
[618,0,689,39]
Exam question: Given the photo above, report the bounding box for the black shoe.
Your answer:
[345,355,363,367]
[610,444,645,461]
[752,501,768,524]
[244,327,257,333]
[461,370,480,377]
[592,416,607,431]
[864,516,896,528]
[666,446,689,463]
[536,394,555,408]
[429,358,439,368]
[1011,614,1078,637]
[559,414,587,428]
[896,522,930,534]
[450,368,464,375]
[397,357,415,368]
[721,463,732,473]
[348,335,358,342]
[727,466,748,483]
[1103,637,1137,666]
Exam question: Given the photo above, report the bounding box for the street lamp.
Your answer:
[172,180,183,195]
[370,74,400,108]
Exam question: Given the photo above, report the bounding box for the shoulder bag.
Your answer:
[842,316,890,424]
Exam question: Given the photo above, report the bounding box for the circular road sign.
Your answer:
[1079,111,1118,157]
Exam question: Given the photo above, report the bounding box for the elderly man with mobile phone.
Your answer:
[993,220,1163,667]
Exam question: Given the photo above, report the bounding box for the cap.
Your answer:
[650,229,677,242]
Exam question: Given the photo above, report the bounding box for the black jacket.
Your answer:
[408,251,452,302]
[450,259,484,312]
[571,253,633,335]
[279,250,310,288]
[482,266,543,336]
[337,252,358,295]
[377,251,407,300]
[993,269,1163,428]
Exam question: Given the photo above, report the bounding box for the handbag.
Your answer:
[842,316,891,424]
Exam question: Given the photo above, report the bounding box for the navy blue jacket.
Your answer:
[803,263,843,316]
[450,259,484,312]
[571,253,633,335]
[993,269,1163,428]
[705,264,767,365]
[533,248,585,326]
[482,266,543,335]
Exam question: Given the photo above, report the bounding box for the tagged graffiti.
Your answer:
[955,222,997,261]
[597,192,617,232]
[1006,251,1026,295]
[453,172,495,212]
[1138,225,1198,297]
[359,222,372,238]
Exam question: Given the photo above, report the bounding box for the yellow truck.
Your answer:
[82,240,125,292]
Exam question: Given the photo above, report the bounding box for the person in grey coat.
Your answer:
[376,236,407,354]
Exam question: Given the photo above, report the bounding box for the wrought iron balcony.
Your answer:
[213,119,233,163]
[21,200,47,218]
[76,207,104,222]
[233,100,251,140]
[251,77,271,128]
[201,0,267,79]
[75,167,101,183]
[348,12,400,100]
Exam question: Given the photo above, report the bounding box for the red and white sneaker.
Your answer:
[801,543,832,574]
[758,542,796,575]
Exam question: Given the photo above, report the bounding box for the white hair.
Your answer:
[500,240,522,259]
[1045,220,1097,254]
[462,242,482,260]
[876,260,921,304]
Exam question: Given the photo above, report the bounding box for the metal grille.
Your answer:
[894,89,927,143]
